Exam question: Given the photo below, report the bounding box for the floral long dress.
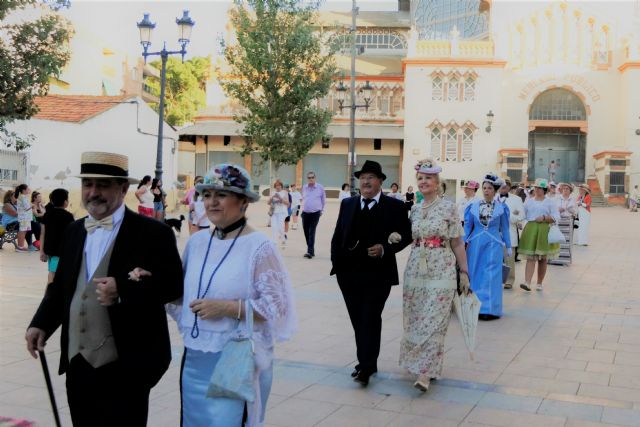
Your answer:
[400,198,463,378]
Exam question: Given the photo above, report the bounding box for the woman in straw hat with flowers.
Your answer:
[166,164,296,427]
[519,179,560,291]
[400,159,470,392]
[574,184,592,246]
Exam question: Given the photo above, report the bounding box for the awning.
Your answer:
[180,120,404,140]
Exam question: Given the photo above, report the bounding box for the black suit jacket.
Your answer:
[29,208,184,388]
[330,194,412,286]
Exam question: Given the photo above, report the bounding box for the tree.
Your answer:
[147,56,211,127]
[220,0,336,167]
[0,0,73,150]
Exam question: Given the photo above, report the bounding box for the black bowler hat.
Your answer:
[354,160,386,181]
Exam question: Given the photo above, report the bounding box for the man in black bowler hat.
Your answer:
[330,160,412,386]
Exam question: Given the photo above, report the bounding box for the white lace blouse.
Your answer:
[167,230,297,369]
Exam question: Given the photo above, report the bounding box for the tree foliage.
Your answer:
[0,0,73,150]
[220,0,336,167]
[147,56,211,127]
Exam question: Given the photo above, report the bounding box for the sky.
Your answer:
[57,0,398,61]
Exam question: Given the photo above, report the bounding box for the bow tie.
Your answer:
[85,215,114,234]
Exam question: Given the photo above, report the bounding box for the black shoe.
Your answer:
[479,314,500,321]
[354,371,371,386]
[303,253,311,259]
[520,283,532,292]
[350,369,360,378]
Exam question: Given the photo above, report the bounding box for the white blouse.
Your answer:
[167,230,297,369]
[524,198,560,223]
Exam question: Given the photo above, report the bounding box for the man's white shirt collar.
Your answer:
[360,191,382,209]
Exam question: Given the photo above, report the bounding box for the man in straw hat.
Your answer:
[25,151,183,426]
[330,160,412,386]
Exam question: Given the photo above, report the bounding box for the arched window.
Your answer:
[529,88,586,120]
[430,127,442,161]
[447,77,459,101]
[432,76,443,101]
[464,76,475,101]
[462,128,473,161]
[446,128,458,161]
[414,0,490,40]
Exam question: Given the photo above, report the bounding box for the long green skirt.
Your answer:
[519,222,560,260]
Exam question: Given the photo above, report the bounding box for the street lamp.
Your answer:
[485,110,494,133]
[340,0,374,195]
[136,10,195,182]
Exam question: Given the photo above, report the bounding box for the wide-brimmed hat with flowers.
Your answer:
[75,151,139,184]
[533,178,548,189]
[196,164,260,202]
[414,158,442,175]
[578,183,590,193]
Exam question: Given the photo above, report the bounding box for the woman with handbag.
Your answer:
[400,159,470,392]
[165,164,297,427]
[519,179,560,291]
[464,174,511,320]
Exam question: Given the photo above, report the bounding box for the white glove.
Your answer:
[506,248,512,257]
[387,232,402,244]
[459,271,470,295]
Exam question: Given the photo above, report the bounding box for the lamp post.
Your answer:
[335,0,374,195]
[136,10,195,182]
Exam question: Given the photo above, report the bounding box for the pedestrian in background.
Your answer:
[458,180,479,226]
[497,179,524,289]
[405,185,415,211]
[289,183,302,230]
[269,179,289,247]
[301,171,325,259]
[338,183,351,201]
[151,178,166,221]
[574,184,592,246]
[389,182,404,201]
[15,184,35,252]
[135,175,154,217]
[39,188,74,283]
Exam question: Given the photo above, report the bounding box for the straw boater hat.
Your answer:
[196,163,260,202]
[558,182,574,191]
[578,183,590,193]
[549,181,557,188]
[533,178,548,189]
[76,151,139,184]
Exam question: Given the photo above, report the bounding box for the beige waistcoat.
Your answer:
[68,241,118,368]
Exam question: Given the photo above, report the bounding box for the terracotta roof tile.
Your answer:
[34,95,135,123]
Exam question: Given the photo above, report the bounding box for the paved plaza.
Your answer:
[2,201,640,426]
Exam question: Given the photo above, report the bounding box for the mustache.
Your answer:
[87,197,106,204]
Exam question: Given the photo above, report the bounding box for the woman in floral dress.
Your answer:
[400,159,470,392]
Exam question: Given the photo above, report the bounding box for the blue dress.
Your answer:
[464,200,511,317]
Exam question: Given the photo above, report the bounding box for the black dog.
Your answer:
[164,215,185,233]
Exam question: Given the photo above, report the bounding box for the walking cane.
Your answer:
[38,350,62,427]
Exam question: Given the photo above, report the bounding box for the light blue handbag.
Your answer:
[207,300,256,402]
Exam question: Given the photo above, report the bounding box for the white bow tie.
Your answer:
[85,216,114,234]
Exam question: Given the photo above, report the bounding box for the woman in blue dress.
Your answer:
[464,174,511,320]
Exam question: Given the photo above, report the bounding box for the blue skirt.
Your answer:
[180,348,272,427]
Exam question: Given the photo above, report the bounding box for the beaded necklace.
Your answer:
[190,221,246,338]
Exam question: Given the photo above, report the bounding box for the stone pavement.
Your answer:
[2,201,640,427]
